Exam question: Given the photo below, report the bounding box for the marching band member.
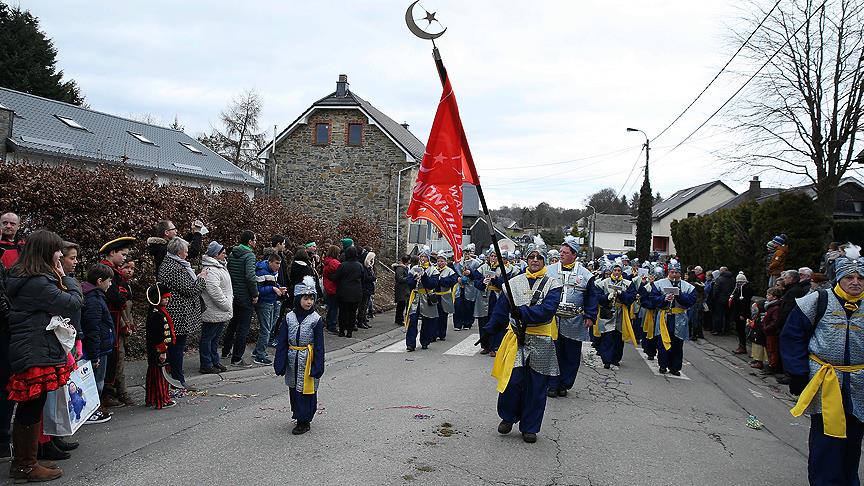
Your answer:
[646,260,696,376]
[428,251,458,341]
[453,244,480,332]
[474,249,503,355]
[638,266,665,361]
[594,262,637,369]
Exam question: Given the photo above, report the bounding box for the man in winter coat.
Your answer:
[709,266,734,335]
[146,220,178,277]
[222,231,259,367]
[393,255,411,326]
[0,212,23,269]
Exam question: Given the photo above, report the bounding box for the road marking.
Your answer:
[443,334,481,356]
[748,388,764,398]
[378,340,407,353]
[637,349,691,380]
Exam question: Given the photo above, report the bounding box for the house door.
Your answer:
[652,236,669,253]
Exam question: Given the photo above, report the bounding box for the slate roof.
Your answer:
[591,214,635,234]
[0,87,262,186]
[702,187,784,214]
[651,180,736,220]
[261,77,425,162]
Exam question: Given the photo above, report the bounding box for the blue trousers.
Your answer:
[325,293,339,332]
[809,413,863,486]
[168,334,187,385]
[632,316,645,343]
[437,305,449,340]
[288,388,317,424]
[549,336,582,392]
[657,318,684,372]
[405,312,419,350]
[497,366,549,434]
[420,315,438,347]
[200,321,225,369]
[254,301,278,360]
[598,330,623,365]
[642,334,658,359]
[477,316,491,350]
[453,297,475,330]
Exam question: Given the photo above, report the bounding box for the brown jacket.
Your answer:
[767,245,788,277]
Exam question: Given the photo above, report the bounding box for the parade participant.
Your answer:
[639,266,665,360]
[453,244,480,331]
[621,255,632,277]
[782,244,864,485]
[144,283,176,409]
[646,260,697,376]
[97,236,136,407]
[594,262,637,369]
[490,244,562,443]
[548,249,560,265]
[274,276,324,435]
[474,249,503,355]
[413,247,440,349]
[426,251,458,342]
[404,256,424,351]
[478,252,520,356]
[545,236,597,398]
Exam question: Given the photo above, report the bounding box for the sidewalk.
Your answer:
[121,310,406,400]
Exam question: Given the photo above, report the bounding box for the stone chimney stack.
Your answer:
[336,74,349,97]
[748,176,761,199]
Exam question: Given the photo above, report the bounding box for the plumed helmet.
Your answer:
[835,243,863,281]
[668,259,682,273]
[561,235,580,253]
[293,275,318,297]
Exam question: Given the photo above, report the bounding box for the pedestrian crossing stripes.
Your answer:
[636,350,691,380]
[443,334,481,356]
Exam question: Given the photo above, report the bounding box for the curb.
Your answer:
[124,326,406,402]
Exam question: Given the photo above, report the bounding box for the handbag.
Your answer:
[42,360,100,436]
[46,316,76,354]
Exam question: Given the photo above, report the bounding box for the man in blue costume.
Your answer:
[594,262,637,369]
[476,251,519,356]
[782,244,864,486]
[638,266,666,360]
[489,245,562,443]
[646,260,696,376]
[545,236,597,397]
[453,244,480,332]
[428,251,458,341]
[414,247,440,350]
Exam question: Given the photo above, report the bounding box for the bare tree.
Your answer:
[199,89,266,178]
[727,0,864,216]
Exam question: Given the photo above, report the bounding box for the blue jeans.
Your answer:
[254,301,278,360]
[325,293,339,332]
[200,321,225,369]
[168,334,188,385]
[94,354,110,393]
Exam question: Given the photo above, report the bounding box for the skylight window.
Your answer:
[173,162,203,171]
[129,131,155,145]
[56,115,86,130]
[179,142,202,154]
[680,189,695,198]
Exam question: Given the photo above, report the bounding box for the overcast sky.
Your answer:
[20,0,838,209]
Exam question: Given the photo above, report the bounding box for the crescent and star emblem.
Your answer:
[405,0,447,40]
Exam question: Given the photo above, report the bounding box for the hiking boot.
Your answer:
[497,420,512,434]
[102,395,125,408]
[522,432,537,443]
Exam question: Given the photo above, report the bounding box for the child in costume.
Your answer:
[145,283,177,409]
[274,276,324,435]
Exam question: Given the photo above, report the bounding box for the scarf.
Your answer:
[834,284,864,312]
[167,253,197,280]
[525,266,548,280]
[562,262,575,271]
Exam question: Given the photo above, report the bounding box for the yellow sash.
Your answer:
[404,290,417,328]
[656,307,686,350]
[790,354,864,438]
[491,320,556,393]
[643,309,656,339]
[288,344,316,394]
[619,303,638,348]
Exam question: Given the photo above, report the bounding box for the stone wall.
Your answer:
[0,108,12,162]
[273,108,417,259]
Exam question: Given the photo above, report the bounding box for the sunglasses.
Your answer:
[527,254,544,260]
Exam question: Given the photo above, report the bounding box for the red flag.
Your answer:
[407,77,478,260]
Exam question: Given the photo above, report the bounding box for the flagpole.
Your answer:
[430,46,526,345]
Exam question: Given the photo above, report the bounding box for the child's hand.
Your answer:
[93,358,100,368]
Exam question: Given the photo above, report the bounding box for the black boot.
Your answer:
[291,422,310,435]
[37,439,70,461]
[51,436,79,451]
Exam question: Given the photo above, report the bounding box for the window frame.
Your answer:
[347,123,363,146]
[55,115,87,130]
[313,122,331,146]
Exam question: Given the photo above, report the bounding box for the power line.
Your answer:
[482,147,636,186]
[652,0,783,142]
[658,0,829,160]
[615,145,645,200]
[476,145,639,172]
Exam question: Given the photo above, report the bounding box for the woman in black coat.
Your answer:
[730,272,755,354]
[331,246,364,338]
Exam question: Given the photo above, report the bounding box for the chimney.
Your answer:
[336,74,349,97]
[400,121,410,130]
[748,176,761,199]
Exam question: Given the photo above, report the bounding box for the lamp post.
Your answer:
[585,204,596,260]
[627,127,652,261]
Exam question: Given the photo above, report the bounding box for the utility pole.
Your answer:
[627,128,652,261]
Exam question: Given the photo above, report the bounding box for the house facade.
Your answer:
[261,75,480,259]
[578,213,636,254]
[650,180,737,255]
[0,88,262,196]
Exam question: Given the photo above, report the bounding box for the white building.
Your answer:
[651,180,737,255]
[578,213,636,254]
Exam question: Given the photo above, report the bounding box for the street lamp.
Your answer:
[627,127,652,260]
[585,204,596,261]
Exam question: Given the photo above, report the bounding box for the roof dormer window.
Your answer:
[56,115,86,130]
[129,131,155,145]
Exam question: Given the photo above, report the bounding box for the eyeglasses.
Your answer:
[527,254,544,260]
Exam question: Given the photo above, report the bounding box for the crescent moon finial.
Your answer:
[405,1,447,40]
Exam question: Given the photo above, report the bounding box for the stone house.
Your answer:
[0,87,262,196]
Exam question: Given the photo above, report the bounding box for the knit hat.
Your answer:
[772,234,787,246]
[525,243,547,262]
[736,271,748,283]
[835,244,862,281]
[206,240,224,257]
[341,237,354,249]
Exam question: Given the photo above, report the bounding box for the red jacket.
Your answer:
[322,256,340,296]
[0,239,23,269]
[761,300,782,336]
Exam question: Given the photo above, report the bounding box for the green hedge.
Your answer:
[671,193,831,292]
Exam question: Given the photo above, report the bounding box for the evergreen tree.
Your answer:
[636,160,653,260]
[0,3,84,104]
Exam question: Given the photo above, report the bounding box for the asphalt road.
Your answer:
[19,318,832,486]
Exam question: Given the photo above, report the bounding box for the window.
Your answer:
[128,131,155,145]
[854,201,863,213]
[179,142,202,154]
[687,212,696,218]
[55,115,86,130]
[348,123,362,146]
[624,239,636,247]
[314,123,330,145]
